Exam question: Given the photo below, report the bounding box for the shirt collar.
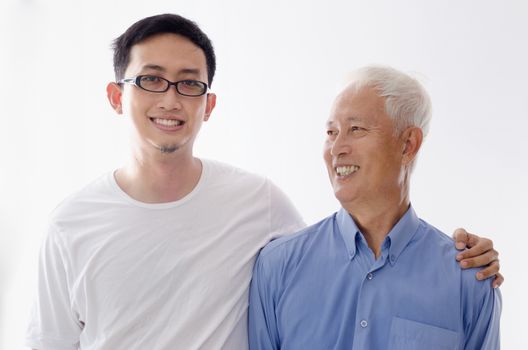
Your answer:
[336,208,361,259]
[335,205,421,264]
[385,205,421,265]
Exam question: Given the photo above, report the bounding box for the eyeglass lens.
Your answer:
[138,76,206,96]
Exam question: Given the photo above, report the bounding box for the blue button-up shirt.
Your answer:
[249,207,501,349]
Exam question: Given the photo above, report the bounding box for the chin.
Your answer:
[159,145,179,153]
[334,189,359,206]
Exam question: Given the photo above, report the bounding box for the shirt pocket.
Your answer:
[388,317,460,350]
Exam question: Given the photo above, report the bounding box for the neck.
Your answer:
[115,146,202,203]
[343,187,410,258]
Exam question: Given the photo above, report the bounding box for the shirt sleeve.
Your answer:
[248,253,280,350]
[25,223,82,350]
[463,277,502,349]
[267,180,305,240]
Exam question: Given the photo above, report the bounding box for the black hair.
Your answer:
[112,13,216,86]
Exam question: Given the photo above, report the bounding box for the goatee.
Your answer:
[159,145,178,153]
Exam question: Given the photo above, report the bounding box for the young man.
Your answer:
[26,14,501,350]
[249,66,501,349]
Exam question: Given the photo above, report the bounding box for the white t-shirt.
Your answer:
[25,159,305,350]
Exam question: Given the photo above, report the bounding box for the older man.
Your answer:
[248,66,501,349]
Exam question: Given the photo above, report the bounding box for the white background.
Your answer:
[0,0,526,348]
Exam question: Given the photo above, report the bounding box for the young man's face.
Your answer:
[108,33,216,156]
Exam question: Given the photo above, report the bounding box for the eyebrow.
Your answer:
[141,64,166,72]
[140,64,202,76]
[326,116,363,127]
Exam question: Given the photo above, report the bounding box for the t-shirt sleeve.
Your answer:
[267,180,305,240]
[25,223,82,350]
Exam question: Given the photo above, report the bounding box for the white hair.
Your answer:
[348,65,432,138]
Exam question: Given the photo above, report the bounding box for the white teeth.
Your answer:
[335,165,359,176]
[152,118,183,126]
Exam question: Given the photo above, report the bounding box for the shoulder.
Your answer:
[202,158,267,185]
[202,158,299,210]
[417,220,496,306]
[49,172,117,229]
[413,219,461,263]
[257,214,335,268]
[418,220,455,248]
[201,159,275,198]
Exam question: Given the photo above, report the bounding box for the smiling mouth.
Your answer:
[150,118,184,127]
[335,165,360,176]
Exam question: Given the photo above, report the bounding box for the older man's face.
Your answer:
[323,86,407,210]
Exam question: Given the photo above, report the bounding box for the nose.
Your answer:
[330,132,351,158]
[158,85,183,110]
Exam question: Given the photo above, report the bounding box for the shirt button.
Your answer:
[390,254,396,263]
[360,320,368,328]
[367,273,373,280]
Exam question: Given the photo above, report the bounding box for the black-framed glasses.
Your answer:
[118,75,209,96]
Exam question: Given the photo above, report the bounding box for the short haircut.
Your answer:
[112,13,216,86]
[348,65,432,138]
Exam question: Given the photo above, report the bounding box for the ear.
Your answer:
[106,82,123,114]
[401,127,423,166]
[203,93,217,122]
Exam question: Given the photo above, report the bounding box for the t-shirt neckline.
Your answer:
[107,158,209,209]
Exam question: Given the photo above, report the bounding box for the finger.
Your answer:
[492,272,504,289]
[456,239,494,261]
[474,260,500,280]
[465,232,491,250]
[453,228,469,250]
[459,250,498,269]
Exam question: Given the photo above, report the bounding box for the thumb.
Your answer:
[453,228,468,250]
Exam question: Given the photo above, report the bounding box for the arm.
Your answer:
[248,255,280,350]
[463,280,502,349]
[25,224,82,350]
[453,228,503,288]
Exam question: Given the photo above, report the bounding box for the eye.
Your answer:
[326,130,337,136]
[350,126,367,133]
[177,80,207,96]
[140,75,162,82]
[348,126,368,137]
[180,80,202,87]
